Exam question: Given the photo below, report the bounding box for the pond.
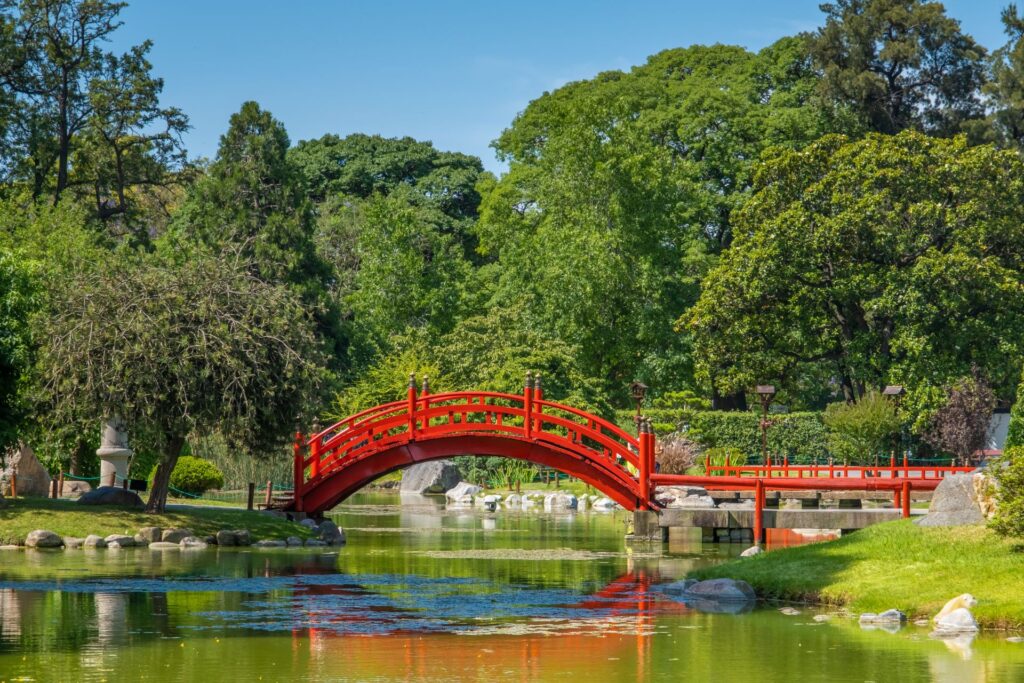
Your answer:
[1,491,1022,682]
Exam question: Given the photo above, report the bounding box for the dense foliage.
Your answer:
[1,0,1022,500]
[823,392,902,465]
[149,456,225,496]
[991,446,1024,538]
[686,412,830,464]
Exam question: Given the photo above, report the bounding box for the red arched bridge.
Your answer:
[287,375,969,519]
[289,375,657,516]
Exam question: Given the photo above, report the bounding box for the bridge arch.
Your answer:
[290,378,657,516]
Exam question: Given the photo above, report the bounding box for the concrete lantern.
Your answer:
[96,416,133,487]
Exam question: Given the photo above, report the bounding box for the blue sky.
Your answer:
[112,1,1008,173]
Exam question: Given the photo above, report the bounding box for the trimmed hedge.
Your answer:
[686,411,829,464]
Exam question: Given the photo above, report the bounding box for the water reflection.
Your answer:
[0,493,1021,683]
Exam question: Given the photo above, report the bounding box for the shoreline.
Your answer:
[688,519,1024,630]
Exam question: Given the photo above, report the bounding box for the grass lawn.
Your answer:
[0,497,313,545]
[691,519,1024,629]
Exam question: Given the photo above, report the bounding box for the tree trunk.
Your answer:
[145,434,185,513]
[70,439,90,476]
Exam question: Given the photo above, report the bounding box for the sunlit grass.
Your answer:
[691,519,1024,628]
[0,497,312,545]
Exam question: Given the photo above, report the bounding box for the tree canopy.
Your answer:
[808,0,987,136]
[687,132,1024,411]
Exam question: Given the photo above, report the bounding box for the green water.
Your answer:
[1,493,1023,682]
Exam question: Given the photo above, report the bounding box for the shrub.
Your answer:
[990,446,1024,538]
[922,368,996,465]
[823,391,901,465]
[150,456,225,496]
[686,411,828,463]
[1009,369,1024,449]
[655,432,704,474]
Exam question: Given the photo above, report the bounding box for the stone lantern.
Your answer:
[96,416,133,487]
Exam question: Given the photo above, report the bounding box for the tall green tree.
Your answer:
[0,248,35,451]
[687,132,1024,415]
[0,0,188,226]
[342,191,472,367]
[807,0,987,136]
[975,4,1024,150]
[171,102,341,362]
[34,247,327,512]
[478,40,831,405]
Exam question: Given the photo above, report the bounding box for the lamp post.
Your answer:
[630,380,648,432]
[755,385,776,467]
[883,385,906,468]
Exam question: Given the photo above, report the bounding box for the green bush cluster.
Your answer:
[991,446,1024,539]
[149,456,225,496]
[686,411,829,464]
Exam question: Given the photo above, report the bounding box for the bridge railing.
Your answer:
[703,454,973,481]
[293,376,655,509]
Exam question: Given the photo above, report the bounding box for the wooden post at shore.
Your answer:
[264,480,273,509]
[247,482,255,511]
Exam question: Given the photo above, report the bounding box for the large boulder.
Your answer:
[104,534,135,548]
[933,607,979,634]
[215,529,252,546]
[400,460,462,494]
[25,530,62,548]
[77,486,144,508]
[161,528,194,543]
[445,481,482,504]
[317,520,346,546]
[1,444,52,497]
[136,527,163,544]
[916,472,995,527]
[83,534,107,549]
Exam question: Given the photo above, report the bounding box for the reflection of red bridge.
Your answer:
[287,377,973,532]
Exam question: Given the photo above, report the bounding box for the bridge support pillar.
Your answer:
[630,510,665,542]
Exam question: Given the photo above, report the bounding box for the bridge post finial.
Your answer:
[533,373,543,400]
[523,372,534,439]
[408,373,417,390]
[524,371,533,390]
[421,376,430,395]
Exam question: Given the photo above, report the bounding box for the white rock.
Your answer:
[740,545,763,557]
[253,539,286,548]
[483,494,502,504]
[543,493,577,511]
[504,494,522,508]
[591,497,617,511]
[779,607,801,616]
[445,481,482,502]
[179,536,208,549]
[933,607,979,634]
[813,615,831,622]
[148,542,180,550]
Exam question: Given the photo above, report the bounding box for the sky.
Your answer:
[112,1,1010,173]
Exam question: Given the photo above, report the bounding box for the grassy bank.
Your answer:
[0,497,312,545]
[691,519,1024,629]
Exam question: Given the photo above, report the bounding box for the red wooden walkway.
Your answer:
[288,376,974,519]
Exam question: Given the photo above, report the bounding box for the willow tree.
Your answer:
[34,246,327,511]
